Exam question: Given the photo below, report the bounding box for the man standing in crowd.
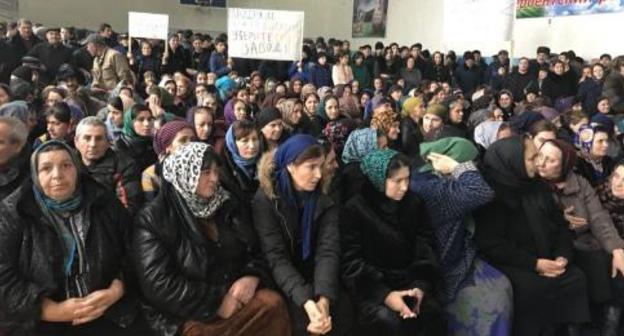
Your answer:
[98,22,117,48]
[28,27,72,85]
[87,33,132,94]
[74,117,144,215]
[8,19,41,59]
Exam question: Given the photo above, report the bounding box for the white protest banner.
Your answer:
[128,11,169,40]
[228,8,304,61]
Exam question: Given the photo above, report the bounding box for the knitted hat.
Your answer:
[419,137,478,172]
[424,103,448,120]
[401,96,424,118]
[153,120,194,156]
[256,107,282,130]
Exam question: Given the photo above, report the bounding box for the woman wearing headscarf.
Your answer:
[473,120,512,154]
[370,104,400,146]
[340,148,446,335]
[399,96,426,159]
[187,106,226,154]
[411,137,512,335]
[538,139,624,336]
[277,98,307,137]
[575,124,616,187]
[474,136,590,336]
[114,104,158,173]
[256,107,284,152]
[133,142,290,336]
[338,128,387,204]
[509,111,545,135]
[220,120,261,207]
[0,140,146,335]
[253,134,354,335]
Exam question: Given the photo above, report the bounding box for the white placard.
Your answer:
[128,11,169,40]
[227,8,304,61]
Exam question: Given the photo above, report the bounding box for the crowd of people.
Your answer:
[3,16,624,336]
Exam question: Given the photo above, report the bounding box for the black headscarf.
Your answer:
[482,136,559,257]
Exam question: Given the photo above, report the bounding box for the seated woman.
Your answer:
[141,120,196,201]
[575,124,615,187]
[537,140,624,336]
[133,142,290,336]
[253,134,354,335]
[474,136,590,336]
[0,140,145,335]
[114,104,158,174]
[256,107,284,152]
[187,106,226,154]
[277,98,307,137]
[221,120,261,206]
[411,137,513,335]
[340,148,446,335]
[399,96,426,159]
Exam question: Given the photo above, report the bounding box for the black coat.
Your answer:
[85,148,144,216]
[0,40,21,84]
[503,70,536,102]
[0,177,138,335]
[0,145,30,201]
[219,147,259,206]
[28,42,73,84]
[542,71,578,101]
[113,133,157,175]
[423,63,452,83]
[337,162,367,205]
[340,181,438,306]
[252,185,340,307]
[399,117,423,159]
[575,155,616,187]
[132,181,268,336]
[454,64,483,97]
[8,34,41,59]
[603,71,624,114]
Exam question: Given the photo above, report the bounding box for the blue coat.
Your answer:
[309,63,333,88]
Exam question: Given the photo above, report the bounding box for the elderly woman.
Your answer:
[114,104,158,173]
[341,149,446,335]
[277,98,307,137]
[133,142,290,336]
[253,134,354,335]
[538,140,624,336]
[474,136,590,336]
[575,124,615,187]
[0,140,145,335]
[411,137,512,335]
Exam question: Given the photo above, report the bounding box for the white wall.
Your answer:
[18,0,623,59]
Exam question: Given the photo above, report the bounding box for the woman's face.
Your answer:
[533,130,556,150]
[377,134,388,149]
[449,105,463,124]
[373,78,383,90]
[141,43,152,56]
[166,128,195,155]
[387,122,400,140]
[526,92,537,103]
[292,81,303,93]
[325,98,340,120]
[305,95,319,116]
[194,112,213,140]
[108,105,124,127]
[133,110,154,137]
[492,108,505,121]
[554,63,565,75]
[593,66,605,80]
[37,149,77,202]
[385,166,409,201]
[537,141,563,181]
[233,101,247,121]
[422,113,443,134]
[47,115,70,140]
[611,166,624,198]
[236,90,250,104]
[176,80,189,98]
[360,93,371,107]
[235,131,260,159]
[196,73,207,85]
[410,102,426,120]
[275,85,286,96]
[524,138,539,178]
[261,119,283,142]
[591,132,609,158]
[287,155,324,192]
[434,53,442,65]
[46,91,64,108]
[322,149,339,178]
[203,96,218,110]
[598,99,610,114]
[165,82,177,96]
[196,163,220,199]
[252,75,263,88]
[289,103,303,125]
[195,85,208,99]
[206,73,217,85]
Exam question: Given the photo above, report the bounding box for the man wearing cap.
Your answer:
[86,33,133,94]
[28,27,72,85]
[530,46,551,76]
[8,19,41,59]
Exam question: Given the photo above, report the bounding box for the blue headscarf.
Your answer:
[274,134,320,260]
[342,128,378,164]
[225,124,259,179]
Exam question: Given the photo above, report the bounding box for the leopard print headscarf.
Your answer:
[163,142,229,219]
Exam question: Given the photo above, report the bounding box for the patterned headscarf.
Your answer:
[163,142,229,218]
[342,128,378,165]
[371,107,398,135]
[360,148,399,192]
[322,119,354,157]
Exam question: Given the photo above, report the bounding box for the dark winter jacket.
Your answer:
[603,71,624,114]
[577,78,603,117]
[220,147,259,207]
[0,145,30,201]
[132,181,268,336]
[454,64,483,97]
[28,42,73,84]
[424,63,452,83]
[113,133,158,175]
[503,70,536,103]
[0,177,138,335]
[309,63,333,89]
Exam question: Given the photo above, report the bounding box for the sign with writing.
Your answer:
[517,0,624,19]
[128,11,169,40]
[228,8,304,61]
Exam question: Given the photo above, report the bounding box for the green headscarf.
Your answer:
[122,108,140,138]
[360,148,399,192]
[419,137,478,172]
